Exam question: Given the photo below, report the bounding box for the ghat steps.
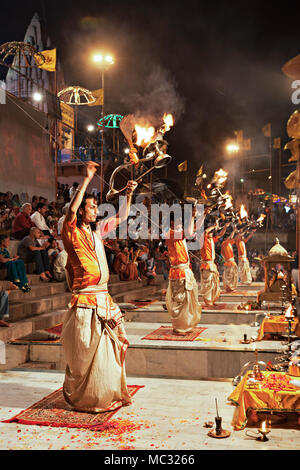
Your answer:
[0,273,158,370]
[4,281,288,380]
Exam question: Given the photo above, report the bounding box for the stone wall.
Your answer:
[0,93,55,201]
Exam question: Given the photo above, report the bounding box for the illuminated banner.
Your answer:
[60,102,74,128]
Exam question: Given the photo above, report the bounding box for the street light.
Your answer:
[226,143,239,153]
[87,124,95,132]
[33,91,42,102]
[92,52,114,203]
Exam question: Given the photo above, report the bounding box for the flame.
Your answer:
[224,194,233,210]
[162,113,174,132]
[257,214,266,224]
[261,420,267,432]
[213,169,228,186]
[240,204,248,219]
[134,124,155,147]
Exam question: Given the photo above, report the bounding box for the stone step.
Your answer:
[9,292,72,322]
[8,281,68,302]
[7,321,284,379]
[113,285,157,303]
[124,302,276,326]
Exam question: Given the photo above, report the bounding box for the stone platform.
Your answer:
[6,297,284,380]
[0,279,299,451]
[0,369,298,450]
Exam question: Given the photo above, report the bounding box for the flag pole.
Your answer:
[54,68,58,202]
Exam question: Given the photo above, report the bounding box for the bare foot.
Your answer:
[40,273,50,282]
[0,319,10,327]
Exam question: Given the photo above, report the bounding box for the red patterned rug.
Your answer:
[133,299,156,308]
[11,324,63,344]
[141,326,207,341]
[202,303,228,310]
[3,385,143,430]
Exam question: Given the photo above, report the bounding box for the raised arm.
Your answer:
[97,181,138,237]
[65,162,99,223]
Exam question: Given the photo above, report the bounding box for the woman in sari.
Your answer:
[0,235,30,292]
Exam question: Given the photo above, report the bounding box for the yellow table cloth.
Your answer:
[256,315,300,341]
[227,370,300,430]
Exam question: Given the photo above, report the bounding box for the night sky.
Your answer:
[2,0,300,184]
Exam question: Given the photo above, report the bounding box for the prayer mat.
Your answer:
[133,299,156,307]
[3,385,144,430]
[221,290,255,296]
[202,303,228,310]
[10,324,63,344]
[141,326,207,341]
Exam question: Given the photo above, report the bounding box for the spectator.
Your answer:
[250,262,259,282]
[53,249,68,282]
[30,203,51,236]
[145,249,156,285]
[18,227,52,282]
[69,182,79,200]
[63,184,70,202]
[57,203,69,236]
[0,235,30,292]
[47,237,62,271]
[11,194,21,209]
[11,203,36,240]
[0,204,10,235]
[31,195,38,211]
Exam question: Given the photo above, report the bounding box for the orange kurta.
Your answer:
[166,229,189,280]
[62,216,107,309]
[200,234,218,269]
[221,239,235,266]
[236,236,246,258]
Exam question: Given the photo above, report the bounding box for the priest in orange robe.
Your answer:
[61,161,137,413]
[221,226,238,292]
[200,222,229,306]
[235,227,256,285]
[165,206,203,334]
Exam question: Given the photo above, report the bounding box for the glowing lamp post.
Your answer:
[92,53,114,203]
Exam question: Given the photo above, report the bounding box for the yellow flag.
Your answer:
[88,88,104,106]
[262,123,271,137]
[34,49,56,72]
[196,164,203,176]
[273,137,281,149]
[284,167,300,189]
[178,160,187,172]
[235,130,243,143]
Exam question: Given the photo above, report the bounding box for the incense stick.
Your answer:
[215,398,219,418]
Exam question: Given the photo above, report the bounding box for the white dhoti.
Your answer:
[61,285,132,413]
[223,258,238,291]
[200,261,220,305]
[166,264,201,333]
[238,256,252,284]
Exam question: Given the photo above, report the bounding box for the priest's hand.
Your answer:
[106,319,117,329]
[86,161,99,181]
[126,180,138,195]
